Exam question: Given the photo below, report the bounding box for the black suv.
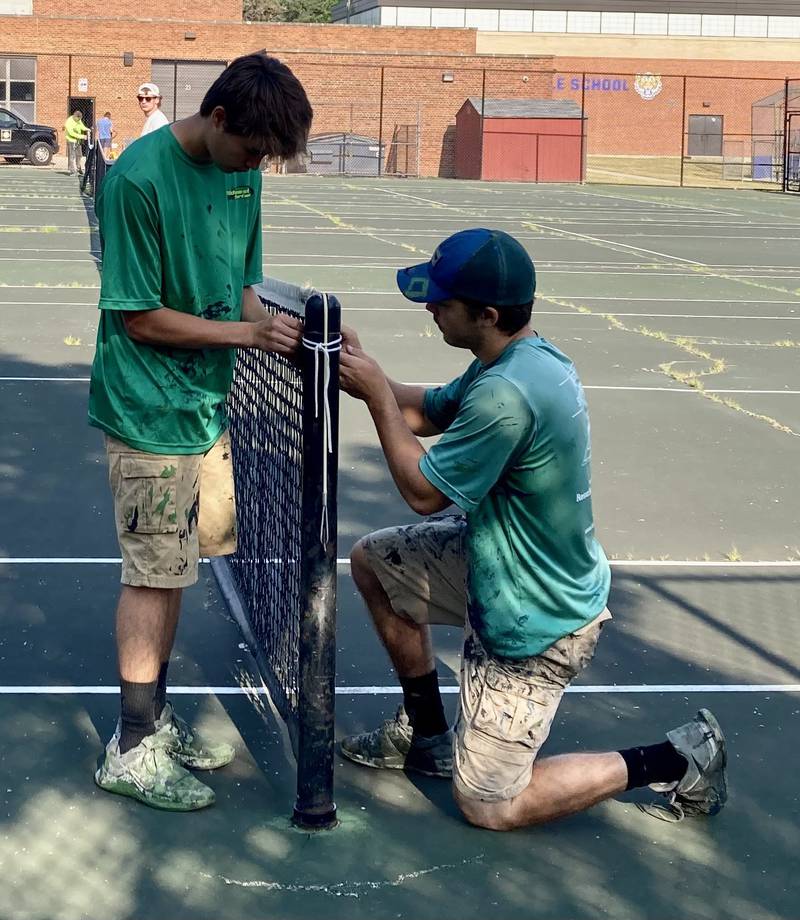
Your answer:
[0,108,59,166]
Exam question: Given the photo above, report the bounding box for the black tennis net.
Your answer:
[211,278,341,829]
[80,140,111,201]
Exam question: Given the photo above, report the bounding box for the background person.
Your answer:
[138,83,170,137]
[64,110,89,175]
[97,111,113,153]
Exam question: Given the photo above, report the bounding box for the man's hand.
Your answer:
[249,314,303,356]
[341,324,362,350]
[339,344,390,405]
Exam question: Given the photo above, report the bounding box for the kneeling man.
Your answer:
[338,228,727,829]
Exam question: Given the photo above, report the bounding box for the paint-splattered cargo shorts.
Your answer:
[105,431,237,589]
[361,515,610,803]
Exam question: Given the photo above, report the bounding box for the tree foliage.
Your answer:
[243,0,337,23]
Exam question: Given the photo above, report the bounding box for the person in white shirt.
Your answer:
[138,83,170,137]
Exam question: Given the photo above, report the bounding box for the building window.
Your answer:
[634,13,668,35]
[567,11,600,33]
[396,6,431,26]
[768,16,800,38]
[0,0,32,13]
[735,16,769,38]
[432,8,465,27]
[0,57,36,122]
[701,15,735,37]
[533,10,567,33]
[499,10,532,32]
[601,12,634,35]
[465,9,499,30]
[668,14,702,36]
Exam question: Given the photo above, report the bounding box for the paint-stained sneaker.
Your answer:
[154,702,236,771]
[340,706,453,778]
[94,735,215,811]
[639,708,728,823]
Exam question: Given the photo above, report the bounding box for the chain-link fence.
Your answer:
[17,51,800,189]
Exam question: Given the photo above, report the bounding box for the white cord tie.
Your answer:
[302,293,341,546]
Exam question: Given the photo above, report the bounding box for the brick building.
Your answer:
[1,0,799,180]
[1,0,558,176]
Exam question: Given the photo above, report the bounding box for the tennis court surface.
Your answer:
[0,166,798,920]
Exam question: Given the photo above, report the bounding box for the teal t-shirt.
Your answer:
[420,336,610,659]
[88,127,263,454]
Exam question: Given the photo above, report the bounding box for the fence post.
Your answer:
[378,66,384,178]
[480,68,486,179]
[580,72,587,183]
[416,102,421,178]
[782,77,790,191]
[679,76,687,187]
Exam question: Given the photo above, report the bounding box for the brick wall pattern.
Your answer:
[1,15,799,180]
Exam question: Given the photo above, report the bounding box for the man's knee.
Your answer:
[350,538,380,592]
[453,786,516,832]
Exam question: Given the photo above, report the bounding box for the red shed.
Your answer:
[455,98,585,182]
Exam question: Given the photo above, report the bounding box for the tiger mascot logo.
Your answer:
[634,73,663,101]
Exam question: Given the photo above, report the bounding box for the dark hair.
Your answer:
[200,52,312,158]
[461,297,533,335]
[104,111,111,117]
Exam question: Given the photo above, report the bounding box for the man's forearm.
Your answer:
[124,307,254,349]
[368,387,447,515]
[241,286,267,323]
[386,379,439,436]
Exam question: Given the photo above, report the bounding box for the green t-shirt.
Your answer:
[420,336,610,659]
[88,127,263,454]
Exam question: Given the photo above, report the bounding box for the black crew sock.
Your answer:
[119,679,157,755]
[400,670,449,739]
[619,741,689,791]
[155,661,169,719]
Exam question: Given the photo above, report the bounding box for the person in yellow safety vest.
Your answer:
[64,110,89,176]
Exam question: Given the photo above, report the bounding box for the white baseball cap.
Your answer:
[137,83,161,96]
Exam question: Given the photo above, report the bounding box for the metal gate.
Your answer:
[786,113,800,193]
[151,60,227,122]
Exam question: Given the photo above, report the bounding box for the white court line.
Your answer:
[2,379,798,395]
[404,384,800,395]
[534,223,705,268]
[1,558,798,568]
[0,684,796,695]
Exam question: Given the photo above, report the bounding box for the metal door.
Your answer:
[688,115,723,157]
[68,96,95,152]
[152,61,227,122]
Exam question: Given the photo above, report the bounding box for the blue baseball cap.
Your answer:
[397,228,536,307]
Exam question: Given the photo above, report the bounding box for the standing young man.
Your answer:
[338,228,728,829]
[89,53,313,811]
[97,111,113,153]
[137,82,170,137]
[64,110,89,175]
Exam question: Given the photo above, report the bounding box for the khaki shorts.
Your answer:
[362,515,609,803]
[106,431,237,589]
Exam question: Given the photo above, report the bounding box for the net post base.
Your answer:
[291,803,338,831]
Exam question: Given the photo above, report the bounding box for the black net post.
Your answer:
[292,293,340,830]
